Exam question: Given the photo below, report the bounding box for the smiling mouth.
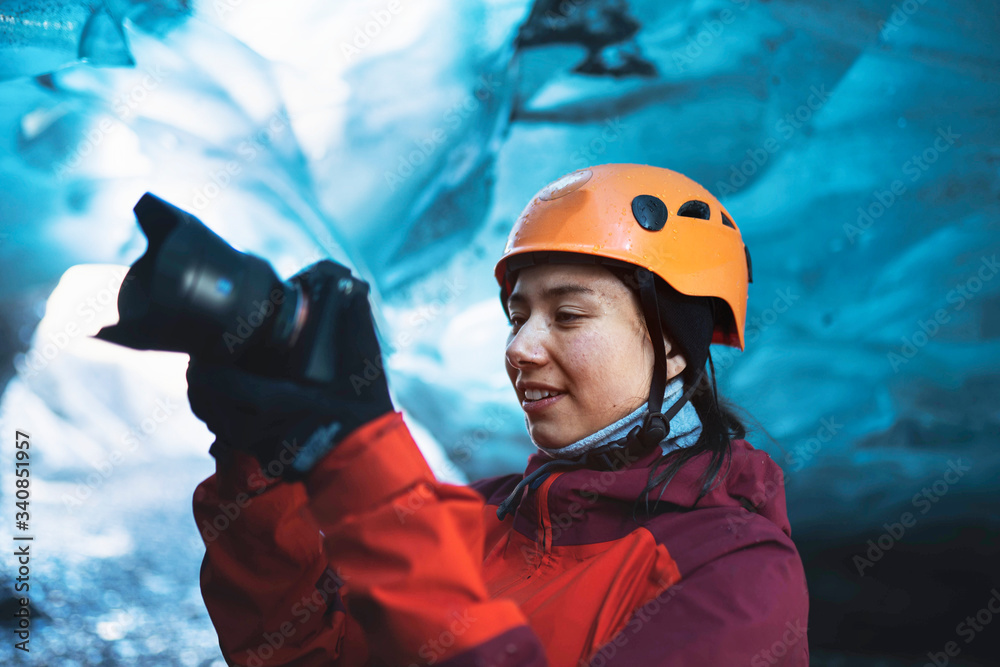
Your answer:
[524,389,563,403]
[521,392,565,412]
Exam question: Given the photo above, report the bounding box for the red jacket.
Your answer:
[193,411,809,666]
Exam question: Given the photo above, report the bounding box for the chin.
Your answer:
[529,425,572,450]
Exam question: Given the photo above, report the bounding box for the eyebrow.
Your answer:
[507,284,598,310]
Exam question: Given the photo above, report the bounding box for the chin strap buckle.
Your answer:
[640,411,670,449]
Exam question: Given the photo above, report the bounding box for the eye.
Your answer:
[556,312,580,323]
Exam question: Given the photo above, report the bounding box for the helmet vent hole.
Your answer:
[720,211,736,229]
[678,200,711,220]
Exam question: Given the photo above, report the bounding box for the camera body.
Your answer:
[96,193,365,384]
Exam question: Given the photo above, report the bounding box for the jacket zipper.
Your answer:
[535,472,562,560]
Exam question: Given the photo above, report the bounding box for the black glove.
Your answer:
[186,261,394,481]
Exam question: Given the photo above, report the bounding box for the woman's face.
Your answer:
[504,263,687,449]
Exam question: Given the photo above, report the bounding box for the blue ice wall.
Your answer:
[0,0,998,664]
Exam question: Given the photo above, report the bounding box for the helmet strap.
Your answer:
[636,268,668,447]
[634,268,712,451]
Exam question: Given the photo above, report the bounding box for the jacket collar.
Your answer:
[510,436,792,540]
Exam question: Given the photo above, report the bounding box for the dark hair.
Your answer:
[605,266,751,517]
[636,360,748,516]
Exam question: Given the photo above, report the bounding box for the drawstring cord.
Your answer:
[496,369,706,522]
[496,456,587,521]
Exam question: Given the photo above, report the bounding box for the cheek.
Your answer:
[564,330,618,385]
[570,325,649,396]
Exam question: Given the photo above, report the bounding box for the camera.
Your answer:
[95,193,365,384]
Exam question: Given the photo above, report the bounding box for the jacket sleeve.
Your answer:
[193,444,357,666]
[302,410,549,666]
[587,514,810,666]
[195,411,550,667]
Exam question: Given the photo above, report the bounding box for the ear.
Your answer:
[664,335,687,382]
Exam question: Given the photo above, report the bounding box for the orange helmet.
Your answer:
[494,163,751,351]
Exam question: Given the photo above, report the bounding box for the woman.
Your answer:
[187,163,809,666]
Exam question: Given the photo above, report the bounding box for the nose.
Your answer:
[505,317,548,369]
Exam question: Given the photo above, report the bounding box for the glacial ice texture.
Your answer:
[1,0,998,664]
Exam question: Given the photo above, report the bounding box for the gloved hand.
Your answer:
[186,261,394,481]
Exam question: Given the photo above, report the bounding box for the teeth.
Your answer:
[525,388,559,401]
